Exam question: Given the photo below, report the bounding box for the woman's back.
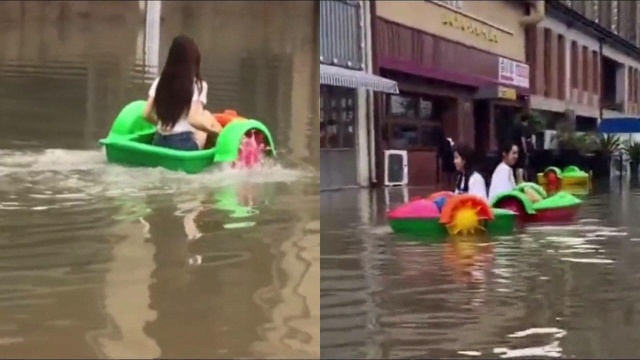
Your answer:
[149,78,208,134]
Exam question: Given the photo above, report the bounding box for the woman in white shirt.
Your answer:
[453,144,488,201]
[143,35,222,150]
[488,142,519,202]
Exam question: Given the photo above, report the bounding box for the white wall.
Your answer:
[530,16,639,120]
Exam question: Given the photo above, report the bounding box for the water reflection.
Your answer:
[0,0,318,358]
[321,186,640,359]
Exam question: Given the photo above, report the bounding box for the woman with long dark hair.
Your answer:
[143,35,222,150]
[488,142,519,202]
[453,143,487,200]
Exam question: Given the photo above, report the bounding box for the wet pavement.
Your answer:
[321,182,640,359]
[0,1,319,359]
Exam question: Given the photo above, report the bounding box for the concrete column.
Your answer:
[534,26,545,96]
[364,0,377,185]
[356,0,370,187]
[593,50,600,106]
[616,65,626,105]
[570,40,577,100]
[549,29,559,99]
[558,34,566,100]
[145,0,162,77]
[628,66,634,111]
[576,43,583,105]
[585,46,593,106]
[636,69,640,112]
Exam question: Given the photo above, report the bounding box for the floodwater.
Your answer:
[321,183,640,359]
[0,1,319,359]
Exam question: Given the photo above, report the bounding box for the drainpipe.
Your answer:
[520,0,545,26]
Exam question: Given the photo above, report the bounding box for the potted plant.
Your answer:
[591,134,621,178]
[623,140,640,178]
[552,130,590,168]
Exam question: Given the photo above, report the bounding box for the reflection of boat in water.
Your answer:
[443,237,494,284]
[212,182,274,229]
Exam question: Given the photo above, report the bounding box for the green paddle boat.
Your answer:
[99,100,275,173]
[387,192,517,238]
[490,182,582,222]
[537,165,591,188]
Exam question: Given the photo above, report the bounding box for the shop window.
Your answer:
[385,93,444,151]
[320,85,357,149]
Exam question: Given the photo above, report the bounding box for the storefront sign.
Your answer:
[442,14,498,43]
[497,86,517,100]
[498,57,530,89]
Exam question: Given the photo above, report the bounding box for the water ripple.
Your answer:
[321,187,640,359]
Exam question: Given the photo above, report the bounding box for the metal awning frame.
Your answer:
[320,64,399,94]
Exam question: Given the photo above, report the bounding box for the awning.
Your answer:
[320,64,399,94]
[599,117,640,133]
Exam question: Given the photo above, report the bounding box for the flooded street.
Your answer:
[0,1,319,359]
[321,184,640,359]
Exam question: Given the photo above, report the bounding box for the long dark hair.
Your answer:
[454,143,478,175]
[499,142,518,159]
[154,35,203,129]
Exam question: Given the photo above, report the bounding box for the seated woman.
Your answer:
[143,35,222,150]
[488,142,519,202]
[453,144,488,201]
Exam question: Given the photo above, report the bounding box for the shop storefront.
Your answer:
[320,0,399,191]
[372,1,537,186]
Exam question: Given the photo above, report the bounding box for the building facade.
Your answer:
[372,1,540,186]
[528,0,640,141]
[563,0,640,47]
[320,0,398,191]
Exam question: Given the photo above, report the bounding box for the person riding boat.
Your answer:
[488,142,519,203]
[453,144,488,201]
[143,34,222,151]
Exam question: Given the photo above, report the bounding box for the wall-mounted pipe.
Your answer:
[520,0,545,26]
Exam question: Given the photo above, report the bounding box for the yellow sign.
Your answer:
[442,14,499,43]
[497,86,517,100]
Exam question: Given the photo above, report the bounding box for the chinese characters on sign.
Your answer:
[498,57,530,89]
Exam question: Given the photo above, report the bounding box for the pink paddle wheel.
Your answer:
[232,129,270,169]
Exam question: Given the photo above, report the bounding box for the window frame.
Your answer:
[383,92,444,151]
[320,85,358,150]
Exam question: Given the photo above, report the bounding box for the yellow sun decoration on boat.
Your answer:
[446,201,485,235]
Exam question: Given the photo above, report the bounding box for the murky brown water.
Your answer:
[321,183,640,359]
[0,1,319,359]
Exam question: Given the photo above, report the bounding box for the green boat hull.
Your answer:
[98,100,275,174]
[389,208,517,238]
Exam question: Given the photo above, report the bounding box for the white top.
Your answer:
[488,162,516,202]
[148,78,208,135]
[455,172,488,201]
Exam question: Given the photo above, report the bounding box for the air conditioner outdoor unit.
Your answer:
[384,150,408,186]
[542,130,557,149]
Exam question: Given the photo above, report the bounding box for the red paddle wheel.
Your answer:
[233,129,270,169]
